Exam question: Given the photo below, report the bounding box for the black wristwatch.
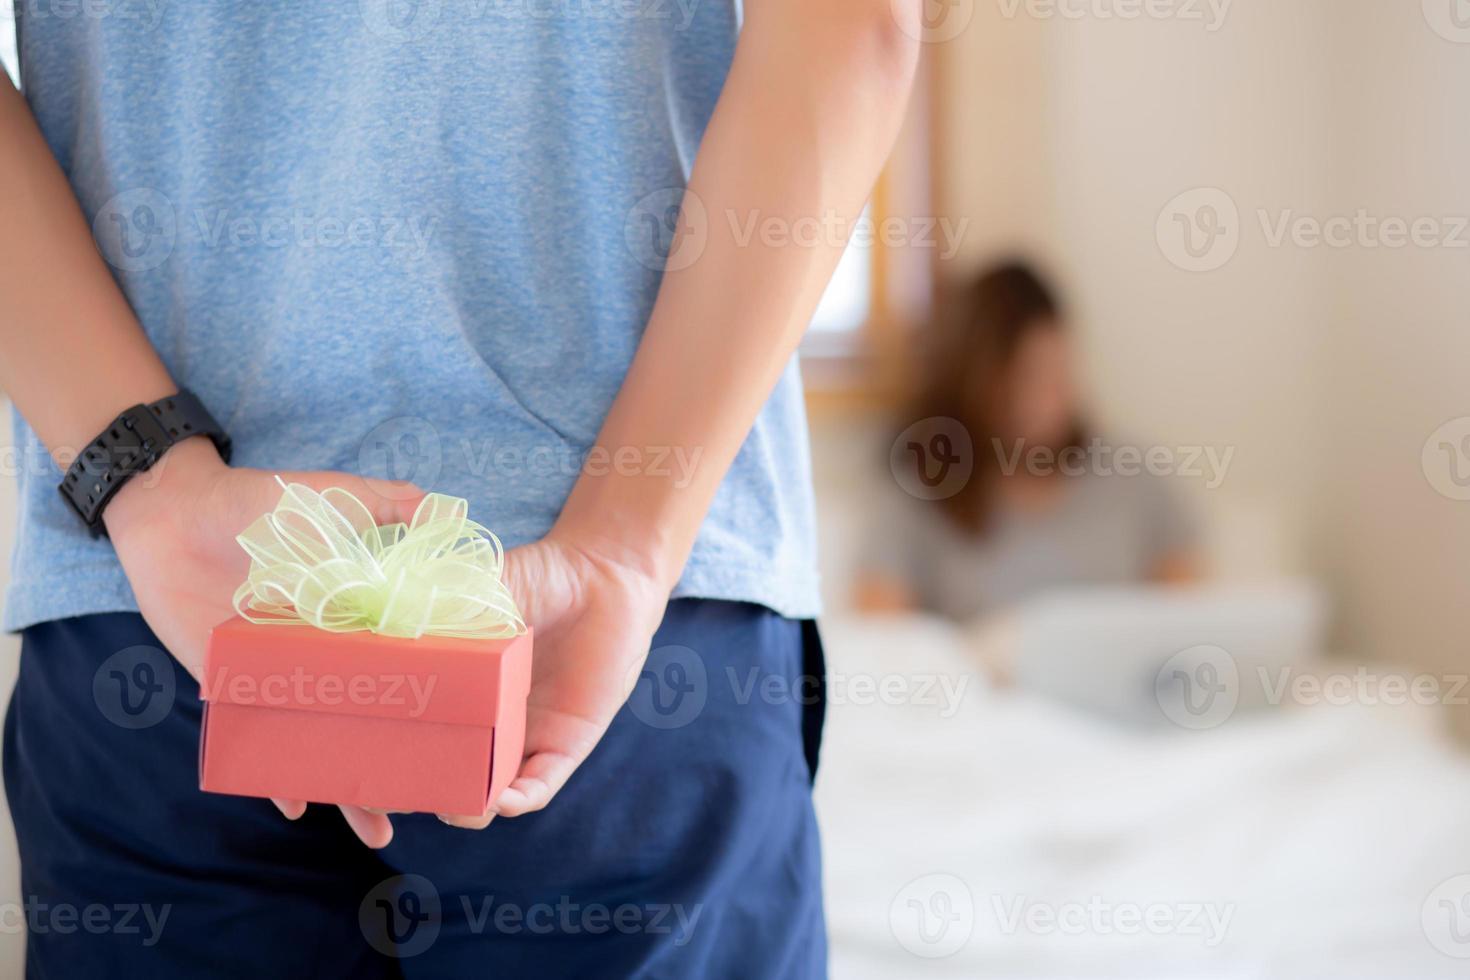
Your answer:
[58,390,232,538]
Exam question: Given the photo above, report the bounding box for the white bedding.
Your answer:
[813,615,1470,979]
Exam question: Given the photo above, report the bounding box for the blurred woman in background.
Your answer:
[857,261,1198,623]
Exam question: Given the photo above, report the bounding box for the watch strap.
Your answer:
[58,390,231,538]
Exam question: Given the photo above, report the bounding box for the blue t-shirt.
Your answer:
[4,1,820,631]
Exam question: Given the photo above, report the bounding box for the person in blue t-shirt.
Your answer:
[0,2,922,975]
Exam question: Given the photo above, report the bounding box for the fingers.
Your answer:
[338,805,394,849]
[492,751,579,818]
[272,798,306,820]
[273,799,393,848]
[437,809,496,831]
[433,751,580,830]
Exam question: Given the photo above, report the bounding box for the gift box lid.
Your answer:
[202,617,533,728]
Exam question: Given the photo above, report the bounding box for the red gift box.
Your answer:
[199,617,532,817]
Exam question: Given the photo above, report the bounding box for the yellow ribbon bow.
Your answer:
[232,480,526,640]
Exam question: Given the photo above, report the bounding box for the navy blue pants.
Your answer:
[3,600,827,978]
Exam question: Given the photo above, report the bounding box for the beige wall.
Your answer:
[1318,0,1470,716]
[934,0,1466,679]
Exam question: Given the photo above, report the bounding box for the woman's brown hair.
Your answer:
[909,261,1087,534]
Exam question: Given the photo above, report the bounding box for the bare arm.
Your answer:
[854,572,919,614]
[558,0,921,581]
[477,0,924,822]
[0,74,426,849]
[0,76,177,462]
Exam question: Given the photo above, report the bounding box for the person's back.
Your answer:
[8,3,818,630]
[0,2,923,974]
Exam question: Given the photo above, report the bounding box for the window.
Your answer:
[801,55,938,400]
[809,218,874,337]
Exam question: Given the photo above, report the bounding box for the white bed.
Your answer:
[814,614,1470,979]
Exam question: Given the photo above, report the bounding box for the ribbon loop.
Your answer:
[232,480,526,640]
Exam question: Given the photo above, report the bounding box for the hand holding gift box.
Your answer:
[199,481,532,817]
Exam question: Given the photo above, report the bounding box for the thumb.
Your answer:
[275,470,427,526]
